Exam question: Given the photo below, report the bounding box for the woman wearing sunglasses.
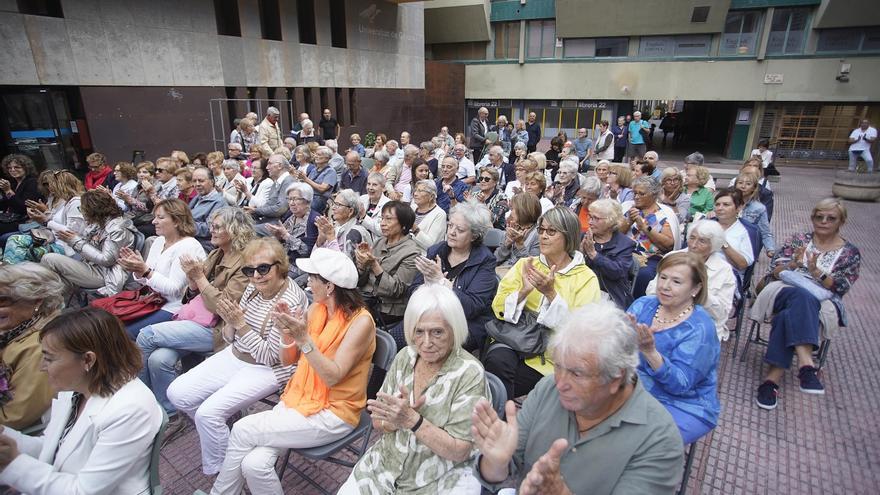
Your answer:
[167,237,307,476]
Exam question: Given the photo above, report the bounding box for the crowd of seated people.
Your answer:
[0,111,863,495]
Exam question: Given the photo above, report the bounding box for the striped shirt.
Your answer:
[233,279,308,386]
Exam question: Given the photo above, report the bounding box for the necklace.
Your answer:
[653,304,693,325]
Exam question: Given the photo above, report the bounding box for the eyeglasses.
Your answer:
[477,176,493,182]
[209,223,225,232]
[537,227,560,237]
[330,199,351,209]
[156,168,166,173]
[633,191,651,197]
[812,214,839,223]
[241,262,278,277]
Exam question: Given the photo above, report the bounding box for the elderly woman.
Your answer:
[0,308,162,494]
[469,166,508,229]
[296,118,323,145]
[205,151,227,190]
[0,155,43,236]
[406,201,498,351]
[735,171,775,258]
[220,159,246,206]
[360,172,392,240]
[686,165,714,217]
[581,199,636,309]
[40,190,135,300]
[622,176,676,299]
[503,153,532,198]
[647,221,736,341]
[339,284,487,494]
[113,198,207,338]
[571,175,602,234]
[265,183,319,274]
[712,188,754,272]
[755,198,860,409]
[3,171,85,264]
[410,179,447,251]
[629,252,720,444]
[246,146,265,177]
[236,157,273,208]
[136,208,252,435]
[176,168,197,203]
[167,237,308,476]
[0,263,64,430]
[607,164,634,203]
[355,201,421,327]
[658,166,690,224]
[484,206,601,399]
[240,118,258,156]
[295,145,337,214]
[495,192,542,269]
[206,248,375,494]
[366,133,387,159]
[522,171,554,214]
[314,189,370,259]
[117,161,157,228]
[109,162,138,211]
[371,149,398,189]
[550,159,580,207]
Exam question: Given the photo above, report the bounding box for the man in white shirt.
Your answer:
[452,144,476,185]
[848,119,877,172]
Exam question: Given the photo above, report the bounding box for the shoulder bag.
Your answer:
[91,286,166,322]
[485,310,549,358]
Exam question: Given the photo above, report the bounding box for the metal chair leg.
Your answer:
[816,340,831,371]
[731,298,746,359]
[740,320,759,362]
[677,443,697,495]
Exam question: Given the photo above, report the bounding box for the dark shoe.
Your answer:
[798,365,825,395]
[756,380,779,410]
[161,414,190,448]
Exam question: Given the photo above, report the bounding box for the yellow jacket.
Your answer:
[491,252,600,375]
[1,322,53,429]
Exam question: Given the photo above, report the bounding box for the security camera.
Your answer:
[837,62,851,82]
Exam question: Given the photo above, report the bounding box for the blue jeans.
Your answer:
[666,404,713,445]
[125,310,174,340]
[137,319,214,414]
[849,149,874,172]
[765,286,820,369]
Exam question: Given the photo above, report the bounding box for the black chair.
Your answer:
[485,371,507,420]
[739,316,832,371]
[677,442,697,495]
[729,264,755,359]
[275,329,397,494]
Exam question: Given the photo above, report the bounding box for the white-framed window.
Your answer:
[720,10,762,56]
[766,7,810,55]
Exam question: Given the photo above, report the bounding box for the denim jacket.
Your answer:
[740,200,775,252]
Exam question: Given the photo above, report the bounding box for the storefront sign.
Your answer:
[763,73,784,84]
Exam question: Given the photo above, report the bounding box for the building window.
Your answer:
[639,35,710,58]
[721,10,761,56]
[817,27,880,53]
[297,0,317,45]
[329,0,347,48]
[258,0,282,41]
[563,37,628,58]
[527,20,556,59]
[214,0,241,37]
[17,0,63,17]
[766,8,810,55]
[493,22,520,60]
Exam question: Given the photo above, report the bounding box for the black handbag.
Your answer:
[485,310,549,357]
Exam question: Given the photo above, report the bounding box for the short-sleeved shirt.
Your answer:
[351,346,487,494]
[849,126,877,152]
[306,164,339,199]
[318,117,338,139]
[628,120,650,145]
[628,205,671,257]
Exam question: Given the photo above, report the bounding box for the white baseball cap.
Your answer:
[295,248,359,289]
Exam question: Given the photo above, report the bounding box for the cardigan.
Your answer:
[133,236,207,313]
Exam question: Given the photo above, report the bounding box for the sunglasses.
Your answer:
[156,168,166,173]
[478,176,493,182]
[241,262,278,277]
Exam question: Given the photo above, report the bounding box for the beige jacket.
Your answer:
[257,117,283,157]
[0,319,54,430]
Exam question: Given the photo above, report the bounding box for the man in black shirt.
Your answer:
[318,108,339,140]
[526,111,541,153]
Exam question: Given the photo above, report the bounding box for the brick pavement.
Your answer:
[159,166,880,494]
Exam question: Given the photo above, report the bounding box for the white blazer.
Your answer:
[0,379,162,495]
[359,193,391,239]
[411,205,447,251]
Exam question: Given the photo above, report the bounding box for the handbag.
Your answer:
[778,270,834,302]
[174,294,219,328]
[91,286,166,322]
[29,227,55,247]
[485,310,549,357]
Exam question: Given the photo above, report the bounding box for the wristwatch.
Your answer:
[722,243,730,250]
[299,341,315,354]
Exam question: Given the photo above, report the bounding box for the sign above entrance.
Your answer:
[468,100,500,108]
[577,101,608,109]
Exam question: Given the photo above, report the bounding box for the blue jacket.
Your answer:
[435,178,468,213]
[629,296,721,428]
[188,190,225,247]
[584,230,635,309]
[409,242,498,350]
[740,200,775,252]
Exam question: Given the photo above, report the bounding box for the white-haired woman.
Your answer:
[581,199,636,309]
[646,220,736,341]
[220,159,246,206]
[549,159,580,207]
[410,179,447,251]
[265,183,319,277]
[313,189,370,259]
[359,172,391,240]
[571,175,602,234]
[296,118,323,145]
[468,167,508,230]
[338,284,487,494]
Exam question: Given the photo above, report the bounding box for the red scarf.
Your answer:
[85,167,112,190]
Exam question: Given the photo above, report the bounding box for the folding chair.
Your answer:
[729,264,755,359]
[150,408,170,495]
[485,371,507,420]
[677,442,697,495]
[739,316,832,371]
[483,228,505,250]
[275,329,397,494]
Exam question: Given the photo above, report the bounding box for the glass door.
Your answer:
[1,88,76,171]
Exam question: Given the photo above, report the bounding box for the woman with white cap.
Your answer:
[205,248,377,495]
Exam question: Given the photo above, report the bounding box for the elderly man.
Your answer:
[325,139,345,176]
[247,153,295,228]
[452,144,477,185]
[340,151,368,195]
[283,137,297,152]
[480,145,513,186]
[526,112,541,153]
[292,112,309,134]
[318,108,339,140]
[573,128,593,172]
[439,126,455,149]
[386,139,403,169]
[294,145,337,213]
[627,111,651,161]
[188,167,226,250]
[400,131,412,148]
[644,151,662,180]
[469,107,490,161]
[471,301,684,495]
[257,107,283,157]
[848,119,877,172]
[226,142,244,161]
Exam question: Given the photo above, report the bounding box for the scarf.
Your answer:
[281,303,360,417]
[0,315,37,350]
[85,167,113,190]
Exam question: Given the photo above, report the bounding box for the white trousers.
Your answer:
[336,468,482,494]
[210,404,352,495]
[167,347,280,474]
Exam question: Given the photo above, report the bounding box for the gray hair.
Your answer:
[267,106,280,116]
[373,149,390,165]
[386,139,399,149]
[403,144,419,159]
[550,301,640,385]
[558,159,579,175]
[368,172,387,186]
[228,142,242,151]
[420,141,435,153]
[334,188,363,219]
[209,207,256,252]
[221,159,241,171]
[689,219,726,253]
[514,141,527,152]
[287,181,314,203]
[314,146,332,160]
[449,200,493,245]
[269,153,290,169]
[588,198,625,227]
[403,284,469,350]
[579,175,603,197]
[294,145,312,163]
[539,206,581,256]
[301,118,313,129]
[684,152,704,166]
[414,179,437,200]
[325,139,338,152]
[284,137,297,147]
[488,145,504,156]
[2,262,65,316]
[631,176,660,197]
[480,166,500,183]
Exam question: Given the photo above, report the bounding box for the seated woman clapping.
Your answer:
[0,308,163,495]
[580,198,636,309]
[205,248,375,494]
[338,284,487,494]
[166,237,307,476]
[629,252,720,444]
